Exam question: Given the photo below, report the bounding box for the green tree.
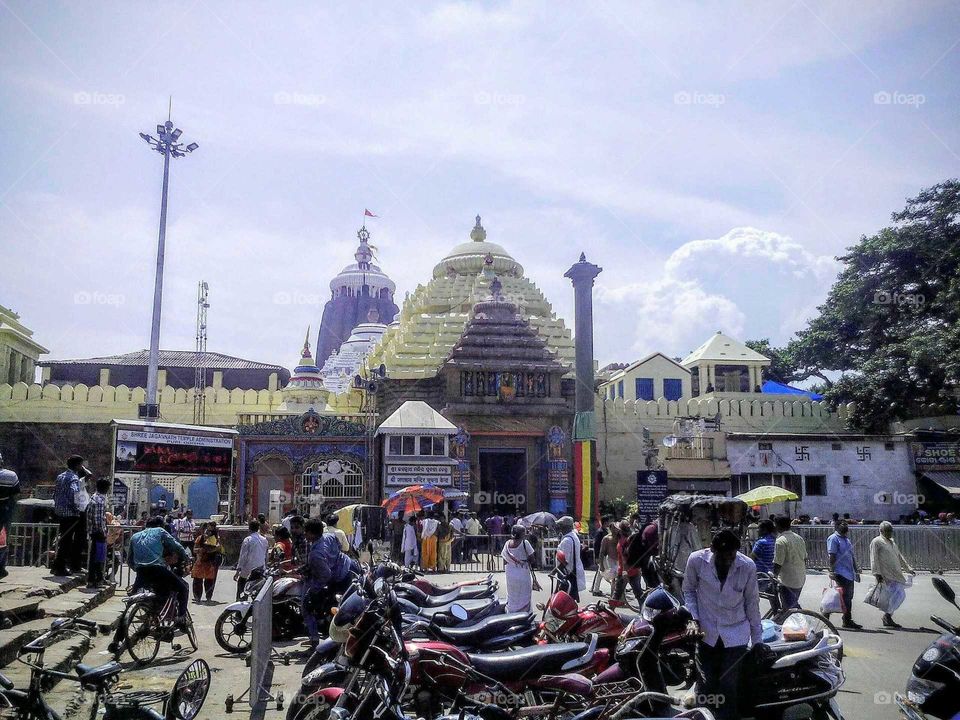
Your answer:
[788,179,960,431]
[744,338,833,387]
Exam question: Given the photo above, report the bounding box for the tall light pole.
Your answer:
[138,119,198,421]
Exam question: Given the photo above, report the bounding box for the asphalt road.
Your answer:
[92,569,960,720]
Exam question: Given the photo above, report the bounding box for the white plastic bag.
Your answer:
[781,612,810,641]
[820,583,844,614]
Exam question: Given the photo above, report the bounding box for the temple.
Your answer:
[315,226,398,369]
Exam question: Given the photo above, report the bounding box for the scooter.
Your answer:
[539,585,630,649]
[214,566,305,653]
[896,576,960,720]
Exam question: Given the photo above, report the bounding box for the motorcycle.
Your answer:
[289,576,610,720]
[539,584,631,650]
[404,571,496,596]
[896,576,960,720]
[396,580,499,606]
[215,566,305,653]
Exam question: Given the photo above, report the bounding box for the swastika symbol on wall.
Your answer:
[857,446,872,461]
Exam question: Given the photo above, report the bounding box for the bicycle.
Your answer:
[0,617,211,720]
[116,588,198,665]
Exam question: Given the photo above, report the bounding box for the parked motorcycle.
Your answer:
[539,586,631,649]
[396,580,499,606]
[404,571,496,596]
[896,576,960,720]
[215,566,305,653]
[289,576,609,720]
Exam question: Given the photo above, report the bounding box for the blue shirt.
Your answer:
[54,470,81,517]
[304,534,352,592]
[751,534,776,574]
[129,527,186,568]
[827,532,857,581]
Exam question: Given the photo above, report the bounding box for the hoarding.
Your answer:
[636,469,669,516]
[912,442,960,472]
[114,428,233,475]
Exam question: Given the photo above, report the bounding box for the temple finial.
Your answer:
[470,214,486,242]
[302,326,312,356]
[579,252,586,262]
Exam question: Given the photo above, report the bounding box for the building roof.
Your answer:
[41,350,284,371]
[603,352,690,384]
[0,305,49,355]
[377,400,457,434]
[681,331,769,366]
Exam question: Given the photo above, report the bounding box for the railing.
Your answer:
[6,523,59,567]
[791,525,960,572]
[665,437,715,460]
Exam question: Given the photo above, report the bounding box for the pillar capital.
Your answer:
[564,253,603,286]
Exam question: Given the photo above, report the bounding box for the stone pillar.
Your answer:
[99,368,111,387]
[212,370,224,389]
[565,253,602,529]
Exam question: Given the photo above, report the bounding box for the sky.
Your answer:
[1,1,958,371]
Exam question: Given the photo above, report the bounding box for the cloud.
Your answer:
[595,227,838,362]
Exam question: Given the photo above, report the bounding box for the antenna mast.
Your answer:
[193,281,210,425]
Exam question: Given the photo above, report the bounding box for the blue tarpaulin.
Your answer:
[761,379,824,401]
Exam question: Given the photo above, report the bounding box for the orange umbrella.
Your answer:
[381,484,446,515]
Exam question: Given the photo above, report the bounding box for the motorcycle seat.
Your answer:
[74,661,122,685]
[467,639,594,681]
[534,673,594,697]
[432,612,535,644]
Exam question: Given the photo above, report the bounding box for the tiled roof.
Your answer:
[40,350,284,370]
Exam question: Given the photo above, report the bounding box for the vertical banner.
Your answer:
[547,426,569,516]
[573,440,596,529]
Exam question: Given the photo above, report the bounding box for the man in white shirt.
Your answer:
[683,529,762,720]
[401,516,419,568]
[450,514,465,563]
[172,509,196,553]
[555,516,586,601]
[464,513,483,563]
[235,519,268,600]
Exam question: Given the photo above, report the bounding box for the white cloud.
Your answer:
[595,227,838,363]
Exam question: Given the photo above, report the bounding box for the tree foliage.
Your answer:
[786,179,960,431]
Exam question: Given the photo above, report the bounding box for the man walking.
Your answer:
[556,516,586,602]
[86,478,111,588]
[827,520,862,629]
[173,509,197,554]
[235,520,268,600]
[773,515,807,610]
[683,529,763,720]
[52,455,90,576]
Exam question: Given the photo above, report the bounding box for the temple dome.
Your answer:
[433,216,524,279]
[328,226,396,295]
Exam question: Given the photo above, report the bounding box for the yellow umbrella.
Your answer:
[737,485,799,506]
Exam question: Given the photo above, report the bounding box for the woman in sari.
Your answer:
[501,524,541,612]
[191,522,224,603]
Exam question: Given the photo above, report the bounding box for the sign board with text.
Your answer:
[384,463,453,487]
[912,442,960,472]
[114,428,232,476]
[636,470,669,516]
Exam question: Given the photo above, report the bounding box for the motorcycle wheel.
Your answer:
[286,690,356,720]
[215,610,252,653]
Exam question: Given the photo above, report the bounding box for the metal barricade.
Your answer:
[248,577,274,708]
[788,525,960,572]
[6,523,58,566]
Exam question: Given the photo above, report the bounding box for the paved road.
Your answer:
[97,569,960,720]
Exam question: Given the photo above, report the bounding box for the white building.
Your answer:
[599,352,691,402]
[727,433,918,521]
[319,317,388,395]
[376,400,459,494]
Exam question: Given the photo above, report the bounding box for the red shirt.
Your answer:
[617,537,639,577]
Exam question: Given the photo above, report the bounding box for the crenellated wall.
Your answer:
[0,381,283,425]
[596,393,858,503]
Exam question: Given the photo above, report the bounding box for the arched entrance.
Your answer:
[251,455,295,517]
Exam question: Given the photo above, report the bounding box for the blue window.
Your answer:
[635,377,654,401]
[663,378,683,401]
[617,380,624,398]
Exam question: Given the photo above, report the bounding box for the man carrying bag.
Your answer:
[556,516,585,602]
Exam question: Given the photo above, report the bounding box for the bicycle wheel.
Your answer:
[774,608,843,661]
[123,601,161,664]
[214,610,252,654]
[185,612,199,652]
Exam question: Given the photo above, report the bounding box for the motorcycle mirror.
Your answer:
[932,576,959,607]
[164,659,211,720]
[373,577,386,596]
[450,603,469,621]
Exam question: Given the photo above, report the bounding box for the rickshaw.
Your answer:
[656,493,750,597]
